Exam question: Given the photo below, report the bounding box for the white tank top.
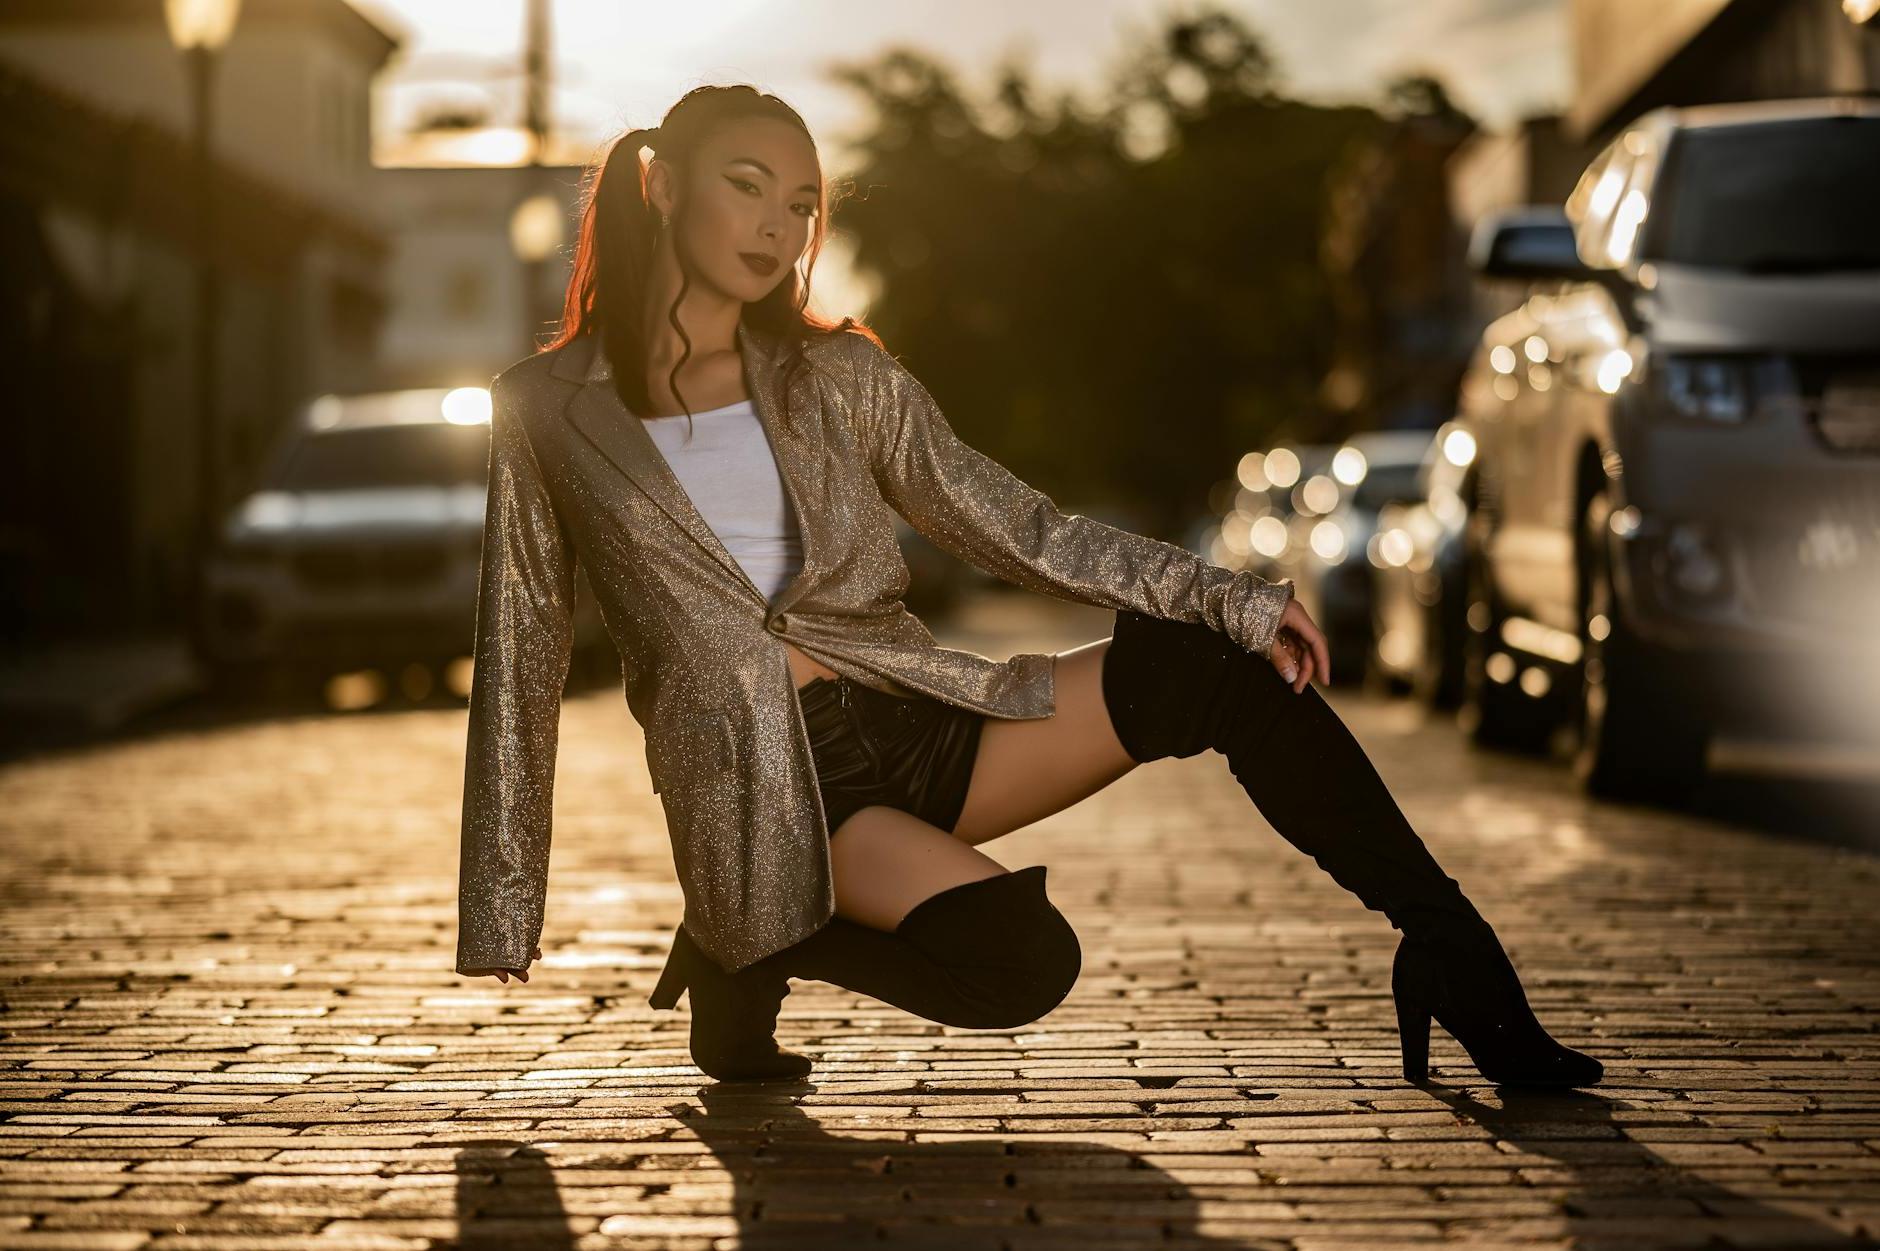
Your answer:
[640,398,805,602]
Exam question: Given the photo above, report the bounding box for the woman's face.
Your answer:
[666,116,821,305]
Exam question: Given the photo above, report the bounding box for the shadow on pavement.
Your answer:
[453,1140,578,1251]
[449,1084,1874,1247]
[449,1095,1239,1249]
[1423,1086,1875,1249]
[648,1086,1238,1249]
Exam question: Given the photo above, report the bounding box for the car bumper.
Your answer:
[199,561,479,666]
[1610,380,1880,656]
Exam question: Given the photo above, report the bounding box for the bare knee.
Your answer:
[828,805,1008,931]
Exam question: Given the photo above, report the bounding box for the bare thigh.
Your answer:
[828,638,1138,930]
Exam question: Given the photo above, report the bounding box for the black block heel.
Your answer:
[647,924,813,1082]
[1393,957,1431,1083]
[649,950,686,1010]
[1390,934,1603,1088]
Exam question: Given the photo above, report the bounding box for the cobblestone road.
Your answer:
[3,594,1878,1249]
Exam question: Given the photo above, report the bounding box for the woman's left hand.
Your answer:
[1271,599,1330,694]
[462,945,543,984]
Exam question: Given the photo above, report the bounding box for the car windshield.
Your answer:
[272,424,491,490]
[1646,116,1880,272]
[1351,463,1423,512]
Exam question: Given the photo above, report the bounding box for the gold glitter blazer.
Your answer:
[455,321,1295,978]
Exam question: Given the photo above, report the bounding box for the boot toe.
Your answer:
[1478,1044,1605,1088]
[697,1046,815,1083]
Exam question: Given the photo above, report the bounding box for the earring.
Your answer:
[661,212,670,230]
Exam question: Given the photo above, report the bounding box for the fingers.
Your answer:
[1288,607,1332,689]
[1273,636,1300,686]
[1272,622,1330,693]
[483,948,542,984]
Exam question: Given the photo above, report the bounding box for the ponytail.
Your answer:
[543,85,877,438]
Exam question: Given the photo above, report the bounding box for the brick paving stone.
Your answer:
[3,594,1878,1248]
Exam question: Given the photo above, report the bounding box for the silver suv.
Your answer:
[197,386,607,696]
[1458,97,1880,801]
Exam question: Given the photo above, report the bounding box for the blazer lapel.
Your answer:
[554,324,823,616]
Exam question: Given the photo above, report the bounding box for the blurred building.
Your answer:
[1318,97,1479,440]
[371,156,584,394]
[368,0,588,394]
[1570,0,1880,141]
[0,0,398,637]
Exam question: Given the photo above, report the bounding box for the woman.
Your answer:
[455,84,1603,1090]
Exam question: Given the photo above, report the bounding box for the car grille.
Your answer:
[1739,523,1878,635]
[292,543,451,589]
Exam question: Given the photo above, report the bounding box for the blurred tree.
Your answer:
[827,5,1383,538]
[1318,71,1479,440]
[1385,73,1476,130]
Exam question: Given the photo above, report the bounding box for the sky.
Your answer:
[348,0,1573,165]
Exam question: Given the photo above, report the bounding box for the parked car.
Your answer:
[1367,420,1478,707]
[1284,429,1433,686]
[199,384,988,697]
[195,386,608,693]
[1216,442,1341,585]
[1459,97,1880,800]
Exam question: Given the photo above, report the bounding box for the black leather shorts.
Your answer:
[795,673,986,837]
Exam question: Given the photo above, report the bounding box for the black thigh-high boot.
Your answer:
[754,865,1083,1031]
[648,866,1083,1082]
[1100,608,1602,1088]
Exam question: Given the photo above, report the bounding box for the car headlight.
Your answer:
[1645,353,1796,425]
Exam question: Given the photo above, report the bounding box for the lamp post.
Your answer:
[164,0,241,642]
[511,0,560,351]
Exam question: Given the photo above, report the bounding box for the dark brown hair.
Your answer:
[543,83,881,434]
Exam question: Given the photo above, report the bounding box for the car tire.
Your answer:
[1457,524,1550,751]
[1411,573,1465,710]
[1330,625,1370,688]
[1571,489,1709,803]
[1406,623,1442,704]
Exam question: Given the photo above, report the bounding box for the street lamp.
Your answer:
[164,0,241,50]
[164,0,240,652]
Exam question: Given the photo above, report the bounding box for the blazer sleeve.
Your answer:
[456,378,578,976]
[846,333,1295,658]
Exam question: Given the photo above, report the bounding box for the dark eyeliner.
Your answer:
[727,174,815,217]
